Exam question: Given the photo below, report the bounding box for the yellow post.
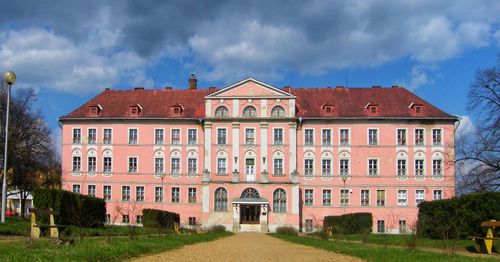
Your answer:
[30,213,40,239]
[484,228,493,255]
[49,208,59,238]
[174,222,180,235]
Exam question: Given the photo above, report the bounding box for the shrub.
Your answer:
[207,225,226,233]
[33,188,106,227]
[324,213,372,235]
[276,226,298,235]
[142,209,180,229]
[417,192,500,239]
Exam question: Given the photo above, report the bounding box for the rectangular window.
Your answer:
[433,190,443,200]
[377,190,385,206]
[136,215,142,224]
[340,159,349,176]
[274,159,283,175]
[416,189,425,206]
[155,187,163,203]
[122,186,130,202]
[171,187,180,203]
[415,160,424,177]
[217,158,227,174]
[88,128,97,144]
[136,186,144,202]
[368,159,378,176]
[397,129,407,145]
[88,185,95,197]
[129,129,138,144]
[189,217,196,226]
[171,129,180,145]
[377,220,385,233]
[304,159,313,177]
[171,158,180,174]
[217,129,226,145]
[128,157,138,173]
[340,129,349,146]
[361,190,370,206]
[122,215,129,224]
[399,220,407,234]
[103,185,111,200]
[72,156,81,172]
[274,129,283,145]
[305,219,313,233]
[103,128,112,144]
[155,129,164,145]
[103,157,112,173]
[432,159,442,177]
[155,158,164,174]
[322,129,331,145]
[368,129,378,145]
[432,129,442,145]
[245,128,255,145]
[305,129,314,145]
[88,157,96,172]
[188,129,197,145]
[322,159,331,177]
[397,189,407,206]
[188,188,197,203]
[322,189,332,206]
[188,158,197,175]
[105,214,111,223]
[340,189,349,206]
[397,159,407,177]
[73,129,81,144]
[304,189,314,206]
[415,129,424,145]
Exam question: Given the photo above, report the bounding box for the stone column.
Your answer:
[260,204,269,232]
[232,203,240,232]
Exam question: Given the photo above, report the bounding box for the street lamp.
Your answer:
[341,173,348,215]
[2,71,15,223]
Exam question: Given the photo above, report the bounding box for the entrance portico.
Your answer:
[232,188,269,232]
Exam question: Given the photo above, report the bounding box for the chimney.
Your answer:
[188,74,197,89]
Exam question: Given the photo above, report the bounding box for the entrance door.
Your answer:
[240,205,260,224]
[245,159,255,181]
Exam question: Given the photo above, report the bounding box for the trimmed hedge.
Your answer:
[33,188,106,227]
[142,209,180,228]
[417,192,500,239]
[324,212,372,234]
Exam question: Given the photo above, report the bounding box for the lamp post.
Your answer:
[1,71,15,223]
[341,174,348,215]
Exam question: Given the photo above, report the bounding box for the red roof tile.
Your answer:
[60,86,456,120]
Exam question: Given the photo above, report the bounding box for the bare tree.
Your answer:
[456,55,500,193]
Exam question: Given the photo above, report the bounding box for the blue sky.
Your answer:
[1,0,499,145]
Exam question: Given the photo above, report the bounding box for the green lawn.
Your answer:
[0,231,232,261]
[271,233,499,262]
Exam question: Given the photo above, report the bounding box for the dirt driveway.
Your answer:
[131,233,363,262]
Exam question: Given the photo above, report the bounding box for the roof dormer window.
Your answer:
[171,103,183,116]
[89,104,103,116]
[409,103,424,116]
[322,103,334,114]
[129,104,142,116]
[365,103,378,115]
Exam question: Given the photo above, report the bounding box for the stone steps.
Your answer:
[239,224,262,232]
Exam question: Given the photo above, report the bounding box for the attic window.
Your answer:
[322,104,334,114]
[369,105,378,114]
[129,104,142,116]
[171,104,183,115]
[89,104,102,116]
[415,106,422,114]
[409,103,424,116]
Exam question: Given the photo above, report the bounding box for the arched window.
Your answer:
[214,187,227,211]
[271,106,285,117]
[241,188,260,198]
[242,106,257,117]
[273,188,287,213]
[215,106,229,117]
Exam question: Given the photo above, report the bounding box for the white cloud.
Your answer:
[457,115,476,139]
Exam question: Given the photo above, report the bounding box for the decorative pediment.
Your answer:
[205,78,295,98]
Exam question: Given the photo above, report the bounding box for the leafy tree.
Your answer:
[456,55,499,192]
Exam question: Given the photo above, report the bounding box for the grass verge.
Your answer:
[271,233,499,262]
[0,231,232,261]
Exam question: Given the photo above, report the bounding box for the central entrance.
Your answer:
[240,204,260,224]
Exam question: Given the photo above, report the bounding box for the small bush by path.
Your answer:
[0,231,232,261]
[271,233,499,262]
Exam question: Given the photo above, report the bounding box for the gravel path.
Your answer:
[131,233,363,262]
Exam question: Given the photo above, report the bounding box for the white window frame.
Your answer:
[87,128,97,145]
[188,158,197,175]
[171,129,181,145]
[273,158,284,176]
[72,156,81,172]
[304,129,314,146]
[273,128,284,145]
[433,189,443,200]
[155,187,163,203]
[72,184,81,194]
[321,159,332,177]
[322,189,332,206]
[188,187,197,203]
[245,128,255,145]
[217,157,227,175]
[415,128,425,146]
[171,187,180,203]
[136,186,145,202]
[339,128,350,146]
[415,159,425,178]
[396,128,407,146]
[397,159,407,177]
[128,156,138,173]
[304,189,314,206]
[368,128,378,146]
[121,185,131,202]
[361,189,370,206]
[432,128,443,146]
[188,129,197,145]
[154,157,164,175]
[304,159,314,177]
[416,189,425,206]
[368,158,379,176]
[339,158,350,176]
[171,157,181,175]
[128,128,138,145]
[103,156,112,174]
[432,159,443,177]
[217,128,227,145]
[321,129,332,146]
[72,128,82,144]
[103,185,112,200]
[340,189,350,207]
[376,189,386,207]
[154,128,164,145]
[397,189,408,206]
[103,128,112,145]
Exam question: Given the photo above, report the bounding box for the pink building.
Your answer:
[60,76,458,233]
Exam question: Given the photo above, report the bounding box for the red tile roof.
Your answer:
[60,87,457,120]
